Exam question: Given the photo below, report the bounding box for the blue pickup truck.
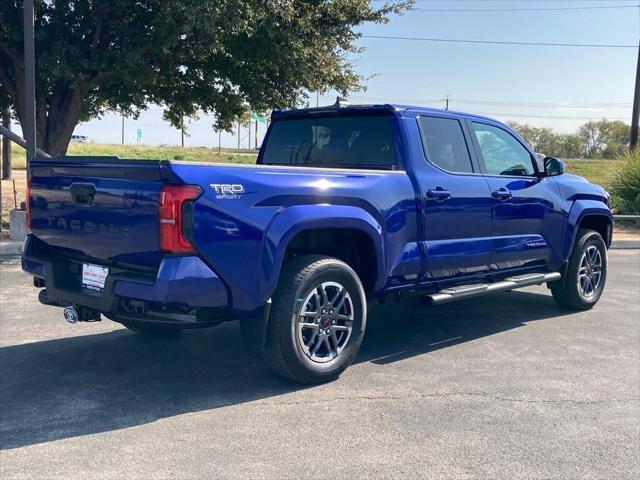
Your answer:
[22,102,612,383]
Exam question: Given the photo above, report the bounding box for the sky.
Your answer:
[71,0,639,148]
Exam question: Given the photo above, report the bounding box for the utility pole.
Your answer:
[237,121,240,150]
[218,131,222,154]
[630,39,640,149]
[255,119,258,149]
[2,108,11,179]
[23,0,36,175]
[121,115,125,145]
[181,117,185,148]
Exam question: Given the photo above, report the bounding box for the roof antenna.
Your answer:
[334,96,350,108]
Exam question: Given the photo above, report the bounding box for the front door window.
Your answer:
[471,122,536,177]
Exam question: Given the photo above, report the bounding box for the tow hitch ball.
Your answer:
[63,306,101,323]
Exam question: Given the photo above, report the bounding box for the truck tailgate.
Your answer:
[29,157,173,268]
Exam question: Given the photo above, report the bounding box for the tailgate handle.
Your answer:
[69,184,96,206]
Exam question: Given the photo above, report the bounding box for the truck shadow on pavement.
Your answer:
[0,290,572,450]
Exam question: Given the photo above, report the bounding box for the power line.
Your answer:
[449,99,632,108]
[414,4,640,13]
[351,95,631,108]
[373,0,640,3]
[362,34,638,48]
[350,94,442,103]
[390,0,639,3]
[468,111,629,121]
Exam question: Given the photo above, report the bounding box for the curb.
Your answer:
[0,241,23,255]
[610,240,640,250]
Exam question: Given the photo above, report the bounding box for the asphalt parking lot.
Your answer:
[1,251,639,479]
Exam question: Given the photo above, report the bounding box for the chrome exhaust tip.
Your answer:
[63,306,79,324]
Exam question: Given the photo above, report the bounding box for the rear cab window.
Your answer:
[260,114,398,170]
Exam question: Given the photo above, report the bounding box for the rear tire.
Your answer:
[551,229,607,310]
[263,255,367,384]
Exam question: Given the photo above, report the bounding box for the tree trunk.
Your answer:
[36,87,87,157]
[11,68,88,157]
[1,107,11,179]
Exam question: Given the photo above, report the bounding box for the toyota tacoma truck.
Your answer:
[22,102,612,383]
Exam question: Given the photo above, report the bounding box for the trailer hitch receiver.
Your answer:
[63,305,101,323]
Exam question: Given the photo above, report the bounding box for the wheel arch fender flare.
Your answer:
[257,204,386,300]
[564,200,613,259]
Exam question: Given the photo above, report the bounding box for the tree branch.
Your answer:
[90,15,103,57]
[0,61,16,100]
[0,40,18,62]
[47,79,69,128]
[87,72,103,87]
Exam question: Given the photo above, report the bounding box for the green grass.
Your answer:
[6,142,257,169]
[1,143,625,189]
[562,158,623,189]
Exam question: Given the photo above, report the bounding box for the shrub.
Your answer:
[609,149,640,214]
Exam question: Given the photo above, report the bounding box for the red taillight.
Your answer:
[158,184,201,254]
[26,177,32,230]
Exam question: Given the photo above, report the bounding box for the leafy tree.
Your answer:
[509,120,631,159]
[601,120,630,158]
[0,88,8,111]
[578,119,630,159]
[578,120,606,158]
[507,121,560,156]
[0,1,410,155]
[557,134,583,159]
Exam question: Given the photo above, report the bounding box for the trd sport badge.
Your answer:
[210,184,245,199]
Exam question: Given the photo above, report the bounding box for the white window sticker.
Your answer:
[82,263,109,291]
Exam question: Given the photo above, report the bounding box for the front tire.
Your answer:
[263,255,367,384]
[551,228,607,310]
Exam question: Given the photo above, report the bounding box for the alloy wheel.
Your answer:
[297,281,354,363]
[577,245,603,299]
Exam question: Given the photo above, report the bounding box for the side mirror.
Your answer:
[543,157,565,177]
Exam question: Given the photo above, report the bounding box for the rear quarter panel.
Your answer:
[170,163,418,314]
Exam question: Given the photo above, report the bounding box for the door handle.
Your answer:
[491,188,512,201]
[426,187,452,202]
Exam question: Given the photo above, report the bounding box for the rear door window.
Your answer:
[261,115,397,169]
[417,116,474,174]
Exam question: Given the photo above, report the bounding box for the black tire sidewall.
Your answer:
[274,258,367,382]
[564,230,608,308]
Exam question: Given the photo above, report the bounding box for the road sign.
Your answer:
[251,112,267,123]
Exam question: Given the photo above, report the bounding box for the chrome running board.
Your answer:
[424,272,561,305]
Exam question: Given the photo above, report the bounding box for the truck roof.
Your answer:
[271,103,498,123]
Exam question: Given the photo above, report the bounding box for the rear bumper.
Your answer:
[21,234,228,314]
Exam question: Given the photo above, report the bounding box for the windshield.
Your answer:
[260,115,397,169]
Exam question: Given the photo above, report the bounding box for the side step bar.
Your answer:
[424,272,561,305]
